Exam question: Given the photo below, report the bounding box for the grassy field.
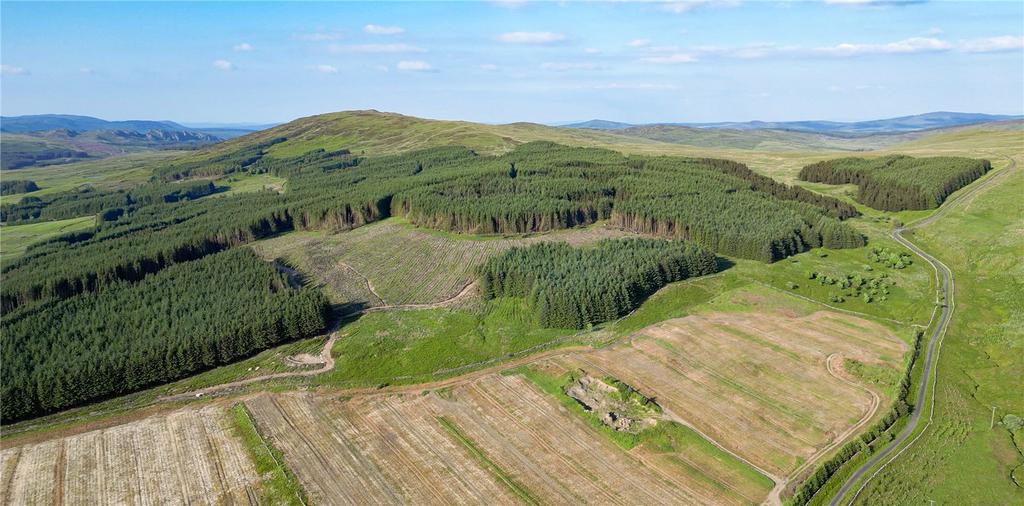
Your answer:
[851,157,1024,505]
[0,215,96,264]
[0,151,181,205]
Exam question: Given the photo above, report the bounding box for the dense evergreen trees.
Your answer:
[479,239,718,328]
[0,181,216,224]
[0,248,329,422]
[0,180,39,195]
[798,155,991,211]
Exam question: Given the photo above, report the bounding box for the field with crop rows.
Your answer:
[0,405,260,505]
[252,218,633,307]
[247,371,771,506]
[559,309,907,477]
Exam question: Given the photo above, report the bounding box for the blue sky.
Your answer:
[2,1,1022,124]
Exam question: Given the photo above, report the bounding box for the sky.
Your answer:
[2,1,1023,125]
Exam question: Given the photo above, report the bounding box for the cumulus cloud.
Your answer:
[628,39,652,48]
[233,42,253,52]
[328,43,425,53]
[640,53,698,64]
[814,37,950,56]
[480,63,499,71]
[313,64,338,74]
[540,62,603,71]
[364,24,404,35]
[960,35,1024,53]
[397,60,435,72]
[212,59,236,71]
[497,32,567,44]
[294,32,343,42]
[0,64,29,76]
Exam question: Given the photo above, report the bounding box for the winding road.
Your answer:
[829,155,1017,505]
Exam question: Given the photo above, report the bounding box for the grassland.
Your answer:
[0,150,181,205]
[0,215,95,264]
[850,157,1024,505]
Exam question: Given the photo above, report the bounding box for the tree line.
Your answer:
[0,180,39,196]
[798,155,991,211]
[0,248,329,422]
[479,239,718,328]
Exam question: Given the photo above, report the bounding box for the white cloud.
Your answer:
[540,62,603,71]
[364,24,404,35]
[0,64,29,76]
[294,32,343,42]
[212,59,236,71]
[660,1,741,14]
[640,53,698,64]
[960,35,1024,53]
[328,43,425,53]
[313,64,338,74]
[497,32,567,44]
[628,39,652,48]
[491,0,529,8]
[480,63,499,71]
[233,42,253,52]
[814,37,950,56]
[397,60,435,72]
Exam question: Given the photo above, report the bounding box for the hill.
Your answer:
[0,114,230,169]
[562,111,1022,134]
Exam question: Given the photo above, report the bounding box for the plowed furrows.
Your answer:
[470,375,697,505]
[7,440,58,505]
[637,325,859,432]
[369,396,514,504]
[435,390,583,504]
[483,374,706,505]
[246,395,367,505]
[101,425,142,505]
[805,314,906,355]
[342,396,493,504]
[205,407,262,504]
[195,410,237,504]
[163,418,194,505]
[0,448,21,505]
[132,417,185,505]
[635,447,758,506]
[62,432,100,505]
[165,410,219,502]
[677,320,872,424]
[330,398,450,503]
[277,394,401,504]
[576,350,799,474]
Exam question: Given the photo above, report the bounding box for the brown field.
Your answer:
[558,310,907,477]
[252,218,633,307]
[0,405,260,505]
[246,372,770,506]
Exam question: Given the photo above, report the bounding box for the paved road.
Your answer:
[829,155,1017,505]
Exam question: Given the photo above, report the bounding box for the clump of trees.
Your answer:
[798,155,991,211]
[0,181,216,224]
[0,180,39,196]
[868,246,913,269]
[0,248,329,422]
[479,239,718,328]
[807,270,894,303]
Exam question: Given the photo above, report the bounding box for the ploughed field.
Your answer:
[0,406,260,505]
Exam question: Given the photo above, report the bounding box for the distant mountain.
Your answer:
[0,114,186,134]
[562,112,1023,135]
[561,119,636,130]
[1,115,226,170]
